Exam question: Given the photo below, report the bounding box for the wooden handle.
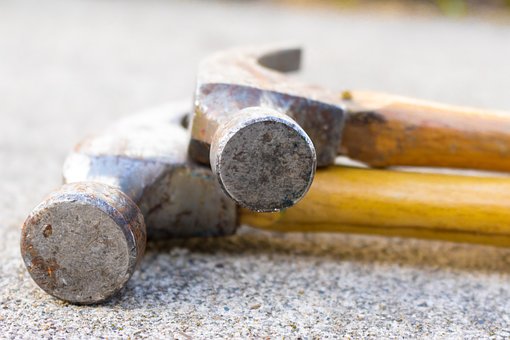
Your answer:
[240,166,510,247]
[339,91,510,172]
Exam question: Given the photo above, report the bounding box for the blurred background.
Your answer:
[2,0,510,338]
[280,0,510,17]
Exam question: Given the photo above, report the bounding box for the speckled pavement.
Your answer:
[1,0,510,338]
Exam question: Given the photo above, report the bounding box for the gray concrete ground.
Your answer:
[1,0,510,338]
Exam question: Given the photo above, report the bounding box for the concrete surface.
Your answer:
[1,0,510,338]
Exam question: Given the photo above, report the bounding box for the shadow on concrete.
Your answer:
[106,228,510,310]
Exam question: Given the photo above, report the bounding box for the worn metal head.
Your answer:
[64,102,238,239]
[21,102,237,304]
[189,44,345,211]
[21,182,145,304]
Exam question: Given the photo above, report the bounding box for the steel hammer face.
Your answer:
[210,106,316,212]
[21,182,145,304]
[189,45,345,212]
[21,103,237,304]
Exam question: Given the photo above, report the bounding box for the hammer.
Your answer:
[21,102,237,305]
[21,102,510,304]
[189,44,510,211]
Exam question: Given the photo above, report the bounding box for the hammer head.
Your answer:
[21,102,237,304]
[189,44,345,212]
[21,182,145,304]
[64,102,239,239]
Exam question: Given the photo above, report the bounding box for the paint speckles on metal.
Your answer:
[211,107,316,212]
[20,182,145,304]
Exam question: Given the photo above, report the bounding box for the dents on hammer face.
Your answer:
[262,132,273,143]
[42,224,52,238]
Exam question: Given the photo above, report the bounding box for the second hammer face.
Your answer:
[210,107,317,212]
[21,182,146,305]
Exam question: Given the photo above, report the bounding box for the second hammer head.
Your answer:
[190,44,344,212]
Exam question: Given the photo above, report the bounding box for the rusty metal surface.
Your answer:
[63,102,238,239]
[210,107,316,211]
[20,182,146,304]
[189,45,345,211]
[138,165,237,239]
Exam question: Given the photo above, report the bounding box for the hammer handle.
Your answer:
[240,166,510,247]
[339,91,510,172]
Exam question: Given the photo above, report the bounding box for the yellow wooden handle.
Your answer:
[339,91,510,172]
[240,166,510,247]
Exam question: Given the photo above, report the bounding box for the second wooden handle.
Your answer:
[339,91,510,172]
